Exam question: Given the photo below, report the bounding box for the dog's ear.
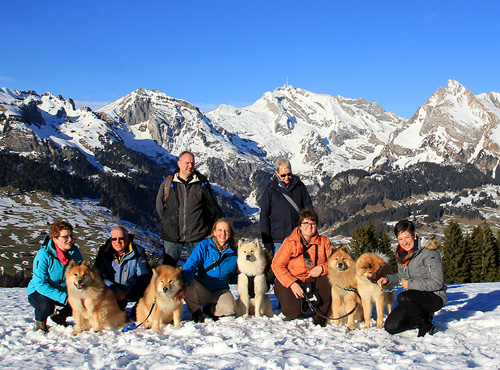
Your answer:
[152,267,159,280]
[176,266,183,274]
[67,259,78,269]
[82,260,92,267]
[238,239,243,248]
[341,244,352,253]
[253,238,260,247]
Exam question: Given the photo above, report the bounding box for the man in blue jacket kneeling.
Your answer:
[94,226,152,321]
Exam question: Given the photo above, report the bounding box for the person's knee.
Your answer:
[279,301,302,320]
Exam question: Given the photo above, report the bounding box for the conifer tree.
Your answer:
[350,220,378,257]
[469,221,499,282]
[443,220,470,283]
[480,221,498,282]
[377,229,397,272]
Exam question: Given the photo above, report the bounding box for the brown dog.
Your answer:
[66,260,126,335]
[136,265,184,332]
[327,246,363,330]
[355,252,394,329]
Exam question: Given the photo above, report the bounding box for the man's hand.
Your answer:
[114,290,126,301]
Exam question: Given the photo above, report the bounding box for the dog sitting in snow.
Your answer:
[235,239,273,318]
[66,260,126,335]
[136,265,184,332]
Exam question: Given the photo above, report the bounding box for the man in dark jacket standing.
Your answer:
[260,158,313,255]
[94,226,152,319]
[156,151,223,266]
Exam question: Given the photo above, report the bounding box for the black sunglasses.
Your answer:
[279,173,293,178]
[111,237,126,242]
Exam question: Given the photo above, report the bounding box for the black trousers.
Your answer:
[384,290,444,334]
[274,275,331,322]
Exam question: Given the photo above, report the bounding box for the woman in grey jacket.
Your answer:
[378,220,447,337]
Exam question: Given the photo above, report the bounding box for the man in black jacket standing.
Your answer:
[156,151,223,266]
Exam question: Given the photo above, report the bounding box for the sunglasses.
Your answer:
[58,235,74,240]
[111,237,126,242]
[279,173,293,178]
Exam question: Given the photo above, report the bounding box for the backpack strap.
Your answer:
[162,175,174,203]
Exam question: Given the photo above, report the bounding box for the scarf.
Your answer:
[55,245,70,265]
[396,245,416,266]
[213,237,229,255]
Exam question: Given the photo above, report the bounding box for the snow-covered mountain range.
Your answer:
[1,80,500,212]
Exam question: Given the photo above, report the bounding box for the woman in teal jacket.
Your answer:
[182,218,238,323]
[27,220,82,332]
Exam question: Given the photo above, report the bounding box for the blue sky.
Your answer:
[2,1,499,118]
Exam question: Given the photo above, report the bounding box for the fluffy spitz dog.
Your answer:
[327,246,363,329]
[65,260,126,335]
[136,265,184,332]
[356,252,395,329]
[235,239,273,318]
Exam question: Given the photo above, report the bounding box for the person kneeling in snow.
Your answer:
[94,226,152,321]
[27,220,83,332]
[378,220,447,337]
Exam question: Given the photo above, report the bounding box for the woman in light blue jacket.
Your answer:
[182,218,238,323]
[27,220,82,332]
[378,220,447,337]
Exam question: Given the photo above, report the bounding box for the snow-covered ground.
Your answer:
[1,282,499,369]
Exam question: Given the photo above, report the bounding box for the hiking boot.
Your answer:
[313,317,327,327]
[203,304,219,321]
[36,320,48,333]
[417,318,435,337]
[50,313,68,327]
[191,308,205,323]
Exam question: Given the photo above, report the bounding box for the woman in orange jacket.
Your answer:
[272,209,332,326]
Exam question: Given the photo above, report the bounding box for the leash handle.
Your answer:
[122,298,156,333]
[384,278,406,293]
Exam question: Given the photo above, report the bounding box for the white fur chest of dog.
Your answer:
[235,239,273,318]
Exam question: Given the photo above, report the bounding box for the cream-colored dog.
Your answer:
[235,239,273,318]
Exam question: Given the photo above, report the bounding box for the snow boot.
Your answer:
[191,308,205,323]
[203,304,219,321]
[416,317,435,337]
[36,319,48,333]
[50,312,68,327]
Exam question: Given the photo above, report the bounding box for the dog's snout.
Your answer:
[246,254,252,260]
[77,279,83,285]
[163,286,169,293]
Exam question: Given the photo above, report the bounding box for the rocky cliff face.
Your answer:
[1,81,500,215]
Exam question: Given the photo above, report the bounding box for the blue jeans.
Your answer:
[163,240,200,266]
[273,242,282,255]
[28,290,72,321]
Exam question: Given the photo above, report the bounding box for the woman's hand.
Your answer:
[174,282,188,303]
[307,266,323,278]
[290,282,304,299]
[401,278,409,290]
[377,277,388,288]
